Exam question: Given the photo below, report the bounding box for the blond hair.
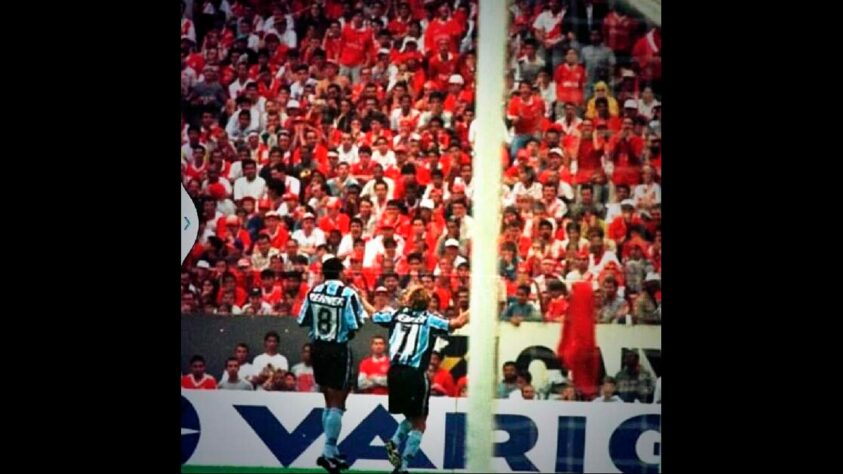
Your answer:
[402,285,431,310]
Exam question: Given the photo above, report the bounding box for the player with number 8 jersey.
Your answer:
[298,257,368,474]
[359,285,469,474]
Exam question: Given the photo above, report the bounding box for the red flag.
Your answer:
[557,281,599,399]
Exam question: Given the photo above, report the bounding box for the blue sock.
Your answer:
[401,429,423,470]
[323,408,344,458]
[391,419,412,446]
[320,408,330,458]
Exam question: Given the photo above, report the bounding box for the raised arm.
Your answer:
[354,285,377,315]
[449,308,470,330]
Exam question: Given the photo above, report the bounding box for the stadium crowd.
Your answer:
[182,332,661,403]
[181,0,661,402]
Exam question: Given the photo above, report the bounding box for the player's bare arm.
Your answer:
[354,285,378,315]
[450,309,469,330]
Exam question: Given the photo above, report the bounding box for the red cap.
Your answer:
[576,248,590,259]
[258,198,272,210]
[208,183,227,200]
[451,182,465,193]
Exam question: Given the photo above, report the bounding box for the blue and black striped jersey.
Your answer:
[298,280,367,343]
[371,306,450,370]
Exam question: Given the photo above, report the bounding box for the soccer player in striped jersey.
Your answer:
[359,286,469,474]
[298,257,368,473]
